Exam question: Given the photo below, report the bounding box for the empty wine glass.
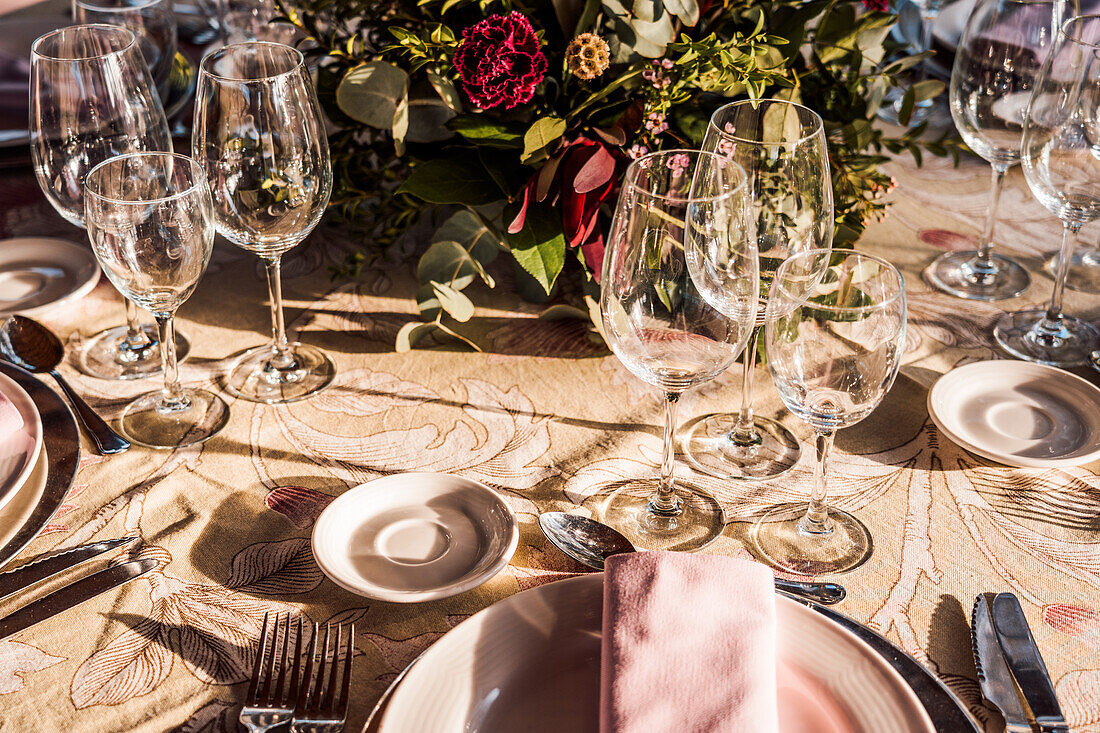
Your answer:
[84,152,228,448]
[29,24,189,380]
[996,14,1100,365]
[72,0,178,100]
[600,149,757,552]
[929,0,1060,300]
[753,250,906,575]
[193,42,335,403]
[686,99,833,481]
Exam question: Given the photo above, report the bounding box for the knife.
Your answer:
[992,592,1070,733]
[0,559,157,640]
[973,594,1032,733]
[0,537,138,601]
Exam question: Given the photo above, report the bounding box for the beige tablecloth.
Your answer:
[0,147,1099,733]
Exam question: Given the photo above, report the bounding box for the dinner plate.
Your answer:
[0,238,101,318]
[928,360,1100,468]
[312,473,519,603]
[374,573,935,733]
[0,371,42,513]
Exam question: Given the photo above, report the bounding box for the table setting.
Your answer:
[0,0,1098,730]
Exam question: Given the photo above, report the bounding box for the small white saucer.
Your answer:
[312,473,519,603]
[928,360,1100,468]
[0,238,100,318]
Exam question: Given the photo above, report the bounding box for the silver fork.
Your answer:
[240,612,302,733]
[290,622,355,733]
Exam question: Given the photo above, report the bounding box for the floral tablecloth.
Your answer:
[0,144,1099,733]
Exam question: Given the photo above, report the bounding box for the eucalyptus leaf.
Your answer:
[406,95,456,143]
[336,61,409,130]
[431,280,475,322]
[416,283,442,319]
[419,240,479,289]
[426,71,462,112]
[396,321,438,352]
[663,0,699,25]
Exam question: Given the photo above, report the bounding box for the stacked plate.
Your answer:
[0,370,47,552]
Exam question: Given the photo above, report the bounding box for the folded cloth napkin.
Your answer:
[601,551,778,733]
[0,391,23,439]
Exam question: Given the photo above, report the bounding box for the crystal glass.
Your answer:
[600,149,757,551]
[996,14,1100,365]
[29,24,189,380]
[72,0,179,101]
[753,250,906,575]
[879,0,945,126]
[1045,229,1100,293]
[84,152,228,448]
[687,99,833,480]
[193,42,335,403]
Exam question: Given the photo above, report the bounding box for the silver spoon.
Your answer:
[538,512,846,606]
[0,316,130,454]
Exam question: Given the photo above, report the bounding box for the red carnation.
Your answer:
[862,0,888,10]
[453,12,547,110]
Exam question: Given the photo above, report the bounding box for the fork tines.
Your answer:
[293,621,355,729]
[241,612,300,732]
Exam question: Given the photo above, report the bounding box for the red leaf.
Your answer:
[507,175,537,234]
[266,486,335,529]
[581,231,606,281]
[536,153,563,202]
[573,145,616,194]
[918,229,976,251]
[1044,604,1100,650]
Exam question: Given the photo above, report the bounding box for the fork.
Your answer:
[240,612,301,733]
[290,622,355,733]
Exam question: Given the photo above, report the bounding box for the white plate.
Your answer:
[0,447,48,551]
[928,360,1100,468]
[0,372,42,514]
[375,573,935,733]
[0,238,101,318]
[312,473,518,603]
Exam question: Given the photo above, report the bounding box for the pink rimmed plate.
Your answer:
[0,371,42,513]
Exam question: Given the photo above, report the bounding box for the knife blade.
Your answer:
[973,594,1032,733]
[992,592,1070,733]
[0,537,138,601]
[0,559,157,640]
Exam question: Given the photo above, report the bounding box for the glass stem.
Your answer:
[798,429,835,535]
[117,299,154,362]
[972,164,1009,273]
[264,255,296,371]
[155,312,187,411]
[730,327,760,446]
[649,392,682,516]
[1041,221,1082,330]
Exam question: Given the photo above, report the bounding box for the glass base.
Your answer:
[751,503,873,576]
[1045,247,1100,295]
[683,414,801,480]
[994,310,1100,367]
[121,388,229,449]
[926,250,1030,300]
[225,342,336,404]
[75,323,191,380]
[598,480,723,552]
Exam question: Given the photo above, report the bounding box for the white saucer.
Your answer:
[928,360,1100,468]
[312,473,519,603]
[0,238,101,318]
[0,371,43,514]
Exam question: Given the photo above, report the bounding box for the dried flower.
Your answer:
[454,11,547,109]
[566,33,610,80]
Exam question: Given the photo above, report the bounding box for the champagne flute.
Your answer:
[72,0,178,100]
[996,14,1100,365]
[29,24,189,380]
[686,99,833,480]
[754,250,906,575]
[193,42,335,403]
[84,152,228,448]
[600,149,757,552]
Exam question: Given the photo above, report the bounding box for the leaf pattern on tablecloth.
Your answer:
[226,538,324,595]
[907,291,1003,350]
[362,631,445,675]
[918,229,977,251]
[0,640,65,695]
[309,368,438,417]
[1058,669,1100,729]
[508,544,585,591]
[265,486,336,529]
[1045,605,1100,651]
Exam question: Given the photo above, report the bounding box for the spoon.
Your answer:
[538,512,847,606]
[1,316,130,454]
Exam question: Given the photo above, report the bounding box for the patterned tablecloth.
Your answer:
[0,142,1099,733]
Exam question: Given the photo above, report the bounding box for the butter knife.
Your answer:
[0,559,157,640]
[973,594,1032,733]
[0,537,138,601]
[992,592,1070,733]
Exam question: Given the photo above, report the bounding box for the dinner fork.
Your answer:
[240,612,300,732]
[291,622,355,733]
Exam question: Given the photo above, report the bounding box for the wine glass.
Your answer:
[929,0,1060,300]
[600,149,757,552]
[29,24,189,380]
[193,42,335,403]
[72,0,178,100]
[686,99,833,480]
[996,14,1100,365]
[84,152,228,448]
[753,249,906,575]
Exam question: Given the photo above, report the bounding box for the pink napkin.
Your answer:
[0,391,23,439]
[600,551,778,733]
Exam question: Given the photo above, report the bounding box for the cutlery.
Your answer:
[241,612,300,733]
[972,594,1031,733]
[291,622,354,733]
[0,536,137,601]
[0,558,156,639]
[537,512,847,605]
[992,592,1070,733]
[0,316,130,454]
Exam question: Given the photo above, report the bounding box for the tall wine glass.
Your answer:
[29,24,189,380]
[72,0,178,100]
[686,99,833,480]
[193,42,335,403]
[996,14,1100,365]
[929,0,1060,300]
[85,152,228,448]
[753,250,906,575]
[600,149,757,551]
